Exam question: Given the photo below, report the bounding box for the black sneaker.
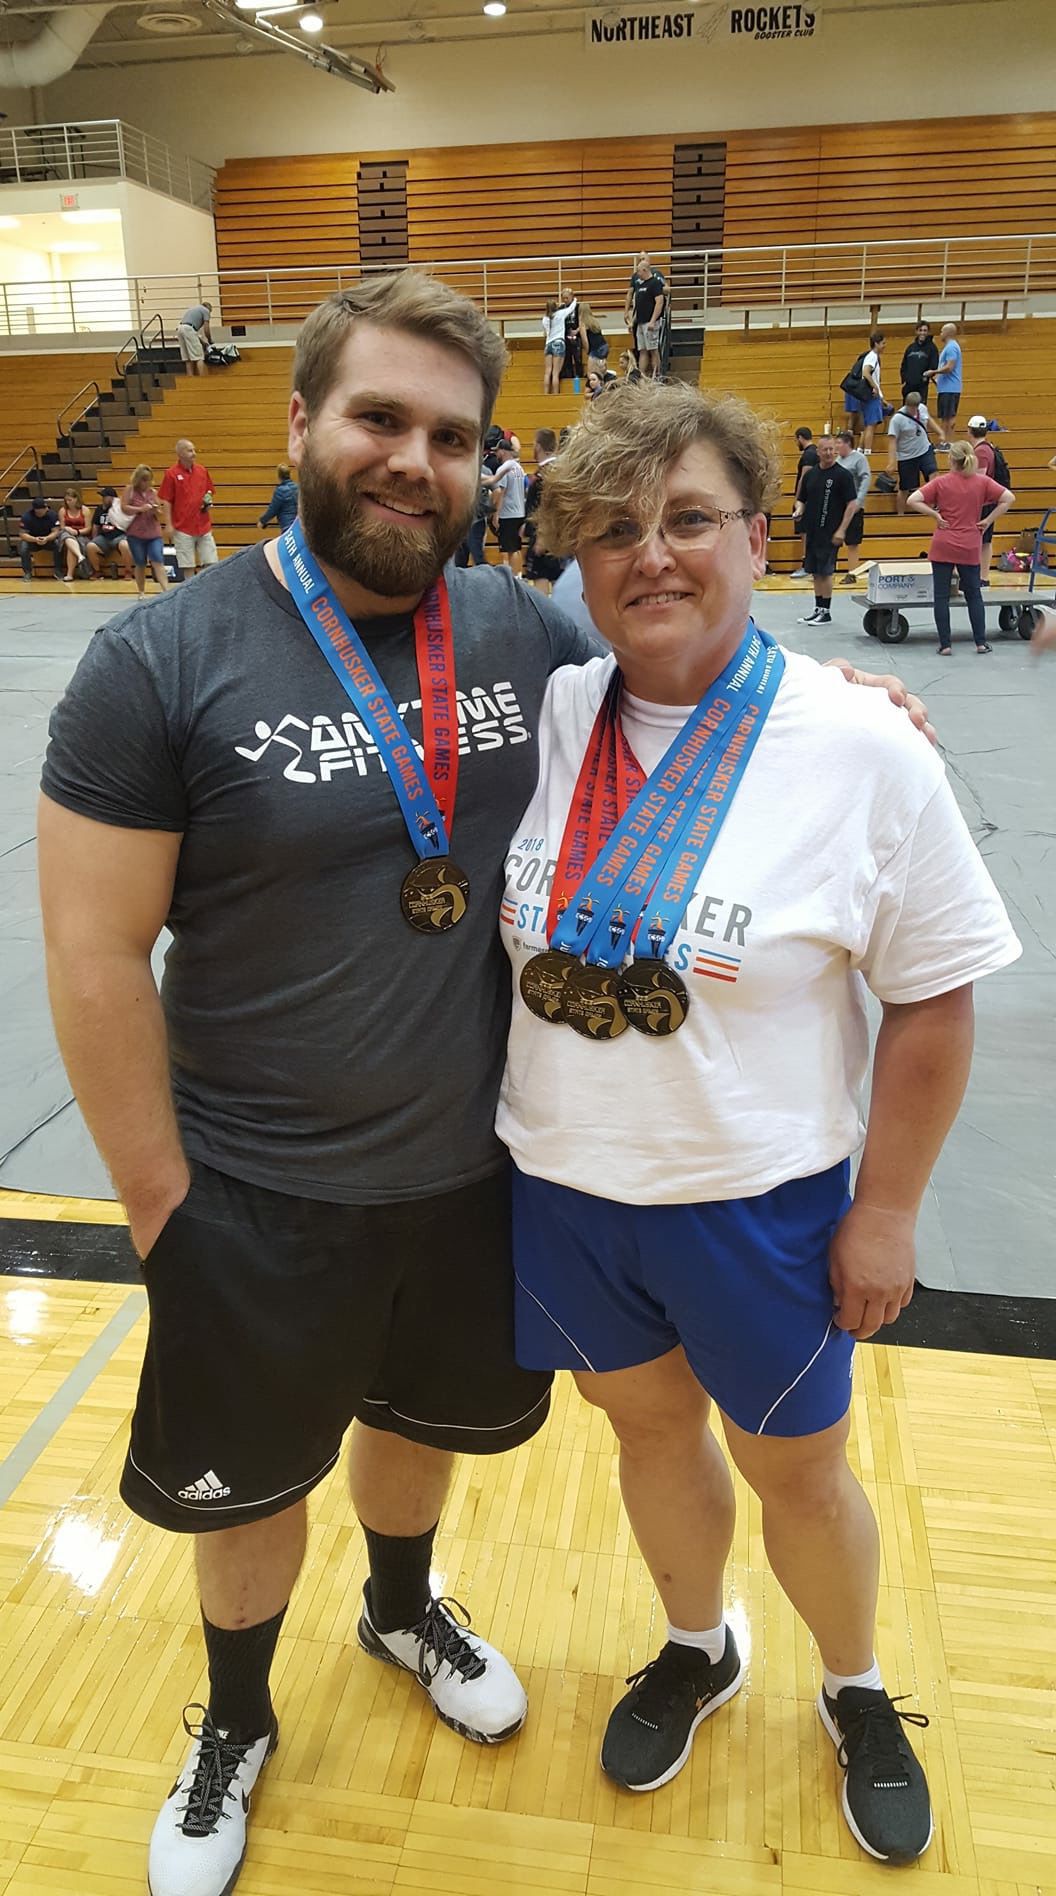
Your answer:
[797,608,822,624]
[601,1628,744,1791]
[813,609,832,623]
[818,1686,932,1864]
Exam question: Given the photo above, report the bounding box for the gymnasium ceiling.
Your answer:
[0,0,1014,76]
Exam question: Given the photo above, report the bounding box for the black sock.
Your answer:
[203,1605,286,1744]
[362,1522,437,1633]
[815,594,824,611]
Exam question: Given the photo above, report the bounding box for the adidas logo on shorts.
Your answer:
[178,1468,232,1501]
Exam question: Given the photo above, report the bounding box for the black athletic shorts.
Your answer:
[120,1160,552,1534]
[937,392,960,422]
[498,516,524,553]
[844,509,865,549]
[803,535,839,578]
[898,452,936,492]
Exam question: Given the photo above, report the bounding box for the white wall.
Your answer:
[116,180,216,279]
[2,0,1054,166]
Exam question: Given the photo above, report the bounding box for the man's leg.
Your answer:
[348,1422,453,1630]
[19,543,33,580]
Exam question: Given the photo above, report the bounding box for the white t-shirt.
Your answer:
[541,299,577,346]
[497,651,1020,1205]
[493,459,527,519]
[863,348,883,394]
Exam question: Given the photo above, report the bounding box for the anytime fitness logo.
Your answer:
[236,682,530,784]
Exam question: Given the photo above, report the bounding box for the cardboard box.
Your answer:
[866,561,934,605]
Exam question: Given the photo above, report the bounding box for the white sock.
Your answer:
[666,1618,727,1664]
[823,1658,883,1699]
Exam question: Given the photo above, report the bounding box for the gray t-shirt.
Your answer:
[493,460,527,519]
[180,304,210,331]
[42,545,597,1204]
[838,448,872,505]
[888,405,933,461]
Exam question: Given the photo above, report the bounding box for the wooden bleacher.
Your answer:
[0,351,114,479]
[701,321,1056,571]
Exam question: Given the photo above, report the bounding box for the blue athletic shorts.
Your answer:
[512,1162,855,1438]
[844,394,884,427]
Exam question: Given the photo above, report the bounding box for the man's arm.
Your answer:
[829,986,974,1338]
[979,487,1015,532]
[831,495,859,543]
[38,796,188,1257]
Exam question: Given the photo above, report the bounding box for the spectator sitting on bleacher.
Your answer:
[177,301,212,379]
[259,464,299,534]
[87,487,133,580]
[18,496,63,582]
[57,487,91,583]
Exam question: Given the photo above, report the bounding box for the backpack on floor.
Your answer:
[205,342,241,366]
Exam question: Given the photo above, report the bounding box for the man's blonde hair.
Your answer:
[949,442,978,473]
[537,380,781,556]
[292,271,507,435]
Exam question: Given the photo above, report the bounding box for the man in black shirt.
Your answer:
[18,496,63,580]
[792,434,858,624]
[900,323,939,405]
[790,426,820,575]
[624,251,666,379]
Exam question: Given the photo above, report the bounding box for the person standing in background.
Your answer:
[159,440,218,583]
[483,438,528,573]
[258,464,299,534]
[578,301,609,378]
[844,332,885,453]
[121,464,170,596]
[907,441,1013,654]
[624,253,666,381]
[176,302,212,378]
[790,425,820,577]
[966,417,1003,583]
[541,296,578,395]
[885,393,942,513]
[927,324,963,444]
[793,435,859,624]
[835,431,872,583]
[900,322,939,404]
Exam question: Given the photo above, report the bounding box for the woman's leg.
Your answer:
[574,1347,734,1630]
[932,560,953,648]
[152,560,170,592]
[720,1410,877,1675]
[134,561,147,595]
[958,563,987,645]
[64,537,79,579]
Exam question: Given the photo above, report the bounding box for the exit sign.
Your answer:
[60,192,79,210]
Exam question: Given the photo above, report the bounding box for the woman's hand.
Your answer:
[829,1200,916,1340]
[823,660,936,746]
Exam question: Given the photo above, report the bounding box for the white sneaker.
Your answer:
[148,1703,277,1896]
[358,1586,527,1744]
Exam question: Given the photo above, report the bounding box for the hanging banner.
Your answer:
[728,4,820,39]
[585,2,820,47]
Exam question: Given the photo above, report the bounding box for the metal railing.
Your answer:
[56,382,104,470]
[0,120,215,212]
[116,315,168,404]
[0,232,1054,340]
[0,444,43,559]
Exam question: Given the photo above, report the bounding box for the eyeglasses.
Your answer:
[590,506,755,556]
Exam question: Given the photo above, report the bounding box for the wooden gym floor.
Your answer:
[0,1194,1054,1895]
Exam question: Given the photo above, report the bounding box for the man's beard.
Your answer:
[297,443,475,597]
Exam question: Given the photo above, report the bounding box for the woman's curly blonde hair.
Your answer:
[536,379,782,556]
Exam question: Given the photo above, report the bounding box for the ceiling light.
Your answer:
[483,2,506,13]
[0,216,20,230]
[61,209,122,225]
[50,241,101,254]
[299,8,323,27]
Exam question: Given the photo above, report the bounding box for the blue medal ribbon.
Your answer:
[277,519,452,861]
[550,623,783,969]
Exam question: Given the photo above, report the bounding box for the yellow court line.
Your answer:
[0,1189,126,1227]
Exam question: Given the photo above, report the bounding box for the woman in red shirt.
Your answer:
[907,443,1013,654]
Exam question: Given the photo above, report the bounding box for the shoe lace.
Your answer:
[177,1703,258,1837]
[623,1645,698,1731]
[408,1596,487,1687]
[836,1694,930,1785]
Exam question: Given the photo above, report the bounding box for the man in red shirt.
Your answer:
[159,438,218,581]
[967,416,999,582]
